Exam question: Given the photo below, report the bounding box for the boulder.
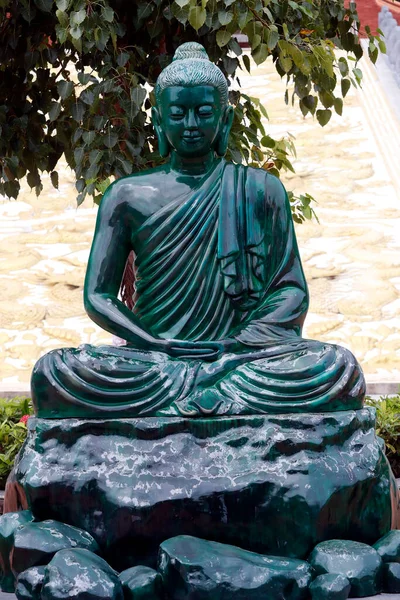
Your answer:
[15,566,46,600]
[373,530,400,563]
[11,411,395,568]
[309,540,382,597]
[11,520,99,576]
[119,565,163,599]
[41,548,123,600]
[382,562,400,593]
[158,535,312,599]
[309,574,351,600]
[0,510,34,592]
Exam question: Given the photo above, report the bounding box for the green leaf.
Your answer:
[171,2,189,23]
[71,10,86,25]
[353,67,363,84]
[70,25,83,40]
[302,94,316,114]
[188,6,206,30]
[77,72,92,85]
[56,0,69,10]
[57,80,74,99]
[27,171,40,189]
[117,52,130,67]
[50,171,59,189]
[137,2,154,20]
[102,6,114,22]
[378,38,386,53]
[266,28,279,50]
[341,78,351,98]
[243,54,251,73]
[216,30,231,48]
[104,132,119,148]
[76,178,85,192]
[49,101,61,121]
[55,24,68,44]
[338,57,348,76]
[237,8,249,29]
[130,86,147,107]
[218,10,233,26]
[320,90,334,109]
[250,34,262,51]
[71,102,85,122]
[74,147,84,165]
[34,0,53,12]
[89,150,103,164]
[77,191,87,206]
[83,131,96,144]
[279,55,292,73]
[282,23,289,40]
[175,0,189,6]
[252,43,268,66]
[261,135,275,148]
[316,109,332,127]
[56,9,69,26]
[71,36,82,52]
[334,97,343,116]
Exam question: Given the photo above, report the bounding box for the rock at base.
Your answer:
[41,548,123,600]
[12,411,395,567]
[11,520,99,576]
[15,566,46,600]
[309,540,382,597]
[119,565,162,599]
[374,530,400,563]
[382,562,400,593]
[158,535,312,599]
[309,574,351,600]
[0,510,34,592]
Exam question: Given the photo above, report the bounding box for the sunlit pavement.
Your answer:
[1,51,400,390]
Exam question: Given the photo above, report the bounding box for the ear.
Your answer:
[152,107,170,158]
[215,105,234,157]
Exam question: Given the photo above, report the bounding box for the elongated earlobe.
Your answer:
[152,107,170,158]
[215,106,234,157]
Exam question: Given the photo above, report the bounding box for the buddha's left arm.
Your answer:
[233,176,309,346]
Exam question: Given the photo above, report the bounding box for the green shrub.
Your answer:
[0,397,33,488]
[366,394,400,478]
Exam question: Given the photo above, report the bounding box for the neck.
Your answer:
[170,151,218,176]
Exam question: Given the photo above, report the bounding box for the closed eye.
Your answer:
[198,105,213,117]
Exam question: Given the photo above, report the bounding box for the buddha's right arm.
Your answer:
[83,182,163,351]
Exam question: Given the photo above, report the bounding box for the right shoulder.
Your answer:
[99,165,169,211]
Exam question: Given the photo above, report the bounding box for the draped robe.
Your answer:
[32,160,365,418]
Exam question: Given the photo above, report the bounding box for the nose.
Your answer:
[184,109,198,130]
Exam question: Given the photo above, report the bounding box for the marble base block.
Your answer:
[8,409,396,570]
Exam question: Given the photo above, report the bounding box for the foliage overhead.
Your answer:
[0,0,384,220]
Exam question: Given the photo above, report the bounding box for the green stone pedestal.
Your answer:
[9,408,396,570]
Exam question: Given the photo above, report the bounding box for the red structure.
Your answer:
[351,0,400,36]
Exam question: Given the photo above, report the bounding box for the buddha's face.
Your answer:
[157,85,226,158]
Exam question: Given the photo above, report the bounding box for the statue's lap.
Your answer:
[31,335,365,419]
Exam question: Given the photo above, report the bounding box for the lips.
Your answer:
[182,134,203,143]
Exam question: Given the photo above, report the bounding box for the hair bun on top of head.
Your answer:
[155,42,228,105]
[172,42,210,62]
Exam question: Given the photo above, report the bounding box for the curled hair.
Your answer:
[155,42,228,105]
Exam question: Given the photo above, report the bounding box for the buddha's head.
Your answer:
[152,42,234,159]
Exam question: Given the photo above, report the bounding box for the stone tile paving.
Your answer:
[0,52,399,389]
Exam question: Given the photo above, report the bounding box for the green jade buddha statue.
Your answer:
[31,43,365,419]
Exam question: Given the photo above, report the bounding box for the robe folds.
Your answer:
[32,160,365,418]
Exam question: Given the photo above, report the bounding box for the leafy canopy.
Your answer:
[0,0,383,221]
